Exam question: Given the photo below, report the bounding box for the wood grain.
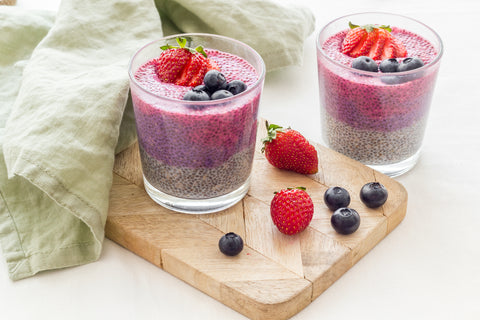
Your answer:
[106,119,407,320]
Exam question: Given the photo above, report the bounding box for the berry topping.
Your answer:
[154,37,219,87]
[331,207,361,235]
[226,80,247,95]
[203,69,228,92]
[397,57,424,72]
[192,84,211,95]
[379,58,400,73]
[183,90,210,101]
[211,89,234,100]
[352,56,378,72]
[262,121,319,174]
[182,70,249,102]
[360,182,388,208]
[342,22,407,60]
[324,186,351,211]
[270,187,314,235]
[218,232,244,256]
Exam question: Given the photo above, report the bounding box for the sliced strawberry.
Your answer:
[341,27,367,55]
[154,48,190,84]
[380,37,395,60]
[154,37,219,87]
[391,37,407,58]
[349,29,377,58]
[342,22,408,60]
[368,28,388,60]
[176,53,207,86]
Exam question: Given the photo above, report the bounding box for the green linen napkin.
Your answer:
[0,0,314,280]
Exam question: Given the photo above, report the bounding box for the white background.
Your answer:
[3,0,480,319]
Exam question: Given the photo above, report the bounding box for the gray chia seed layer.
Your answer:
[323,111,428,165]
[140,144,255,199]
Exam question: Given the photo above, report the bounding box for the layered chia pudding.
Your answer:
[129,34,265,213]
[316,13,443,176]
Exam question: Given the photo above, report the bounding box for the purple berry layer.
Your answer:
[319,28,438,132]
[132,49,261,199]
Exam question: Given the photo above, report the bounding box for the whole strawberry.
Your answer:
[262,122,318,174]
[270,187,314,235]
[154,37,219,87]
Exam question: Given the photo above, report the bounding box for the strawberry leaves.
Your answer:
[160,37,207,58]
[349,21,392,33]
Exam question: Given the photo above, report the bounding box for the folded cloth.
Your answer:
[0,0,315,280]
[155,0,315,71]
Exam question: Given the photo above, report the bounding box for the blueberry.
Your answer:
[219,232,244,256]
[192,84,211,96]
[379,58,399,73]
[352,56,378,72]
[226,80,247,95]
[331,207,360,235]
[360,182,388,208]
[211,89,233,100]
[324,186,351,211]
[380,76,401,85]
[183,90,210,101]
[397,57,424,72]
[203,70,227,92]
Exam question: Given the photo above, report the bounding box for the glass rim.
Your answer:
[316,12,444,76]
[128,32,266,104]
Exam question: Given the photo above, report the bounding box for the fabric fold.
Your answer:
[0,1,163,280]
[0,0,315,280]
[155,0,316,71]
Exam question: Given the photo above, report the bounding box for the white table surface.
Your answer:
[3,0,480,319]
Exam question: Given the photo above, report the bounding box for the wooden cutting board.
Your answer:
[106,120,407,320]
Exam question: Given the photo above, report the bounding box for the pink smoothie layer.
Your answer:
[132,49,260,169]
[318,27,439,132]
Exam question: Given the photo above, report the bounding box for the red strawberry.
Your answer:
[391,37,407,57]
[367,28,389,60]
[341,22,407,60]
[154,37,219,87]
[175,52,208,86]
[341,27,367,54]
[262,122,318,174]
[270,187,314,235]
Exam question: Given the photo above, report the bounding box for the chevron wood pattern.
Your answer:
[106,120,407,320]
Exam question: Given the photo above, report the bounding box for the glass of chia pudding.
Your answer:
[316,12,443,177]
[129,33,265,214]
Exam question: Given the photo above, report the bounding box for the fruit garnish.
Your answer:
[261,121,318,174]
[341,22,407,60]
[360,182,388,208]
[226,80,247,95]
[352,56,378,72]
[324,186,351,211]
[155,37,219,87]
[331,207,361,235]
[203,69,227,91]
[218,232,244,256]
[379,58,400,73]
[182,70,248,102]
[270,187,314,235]
[397,57,424,72]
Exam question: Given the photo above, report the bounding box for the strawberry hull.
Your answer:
[316,13,443,176]
[129,34,265,211]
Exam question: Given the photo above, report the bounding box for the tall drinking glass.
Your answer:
[317,13,443,177]
[129,33,265,213]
